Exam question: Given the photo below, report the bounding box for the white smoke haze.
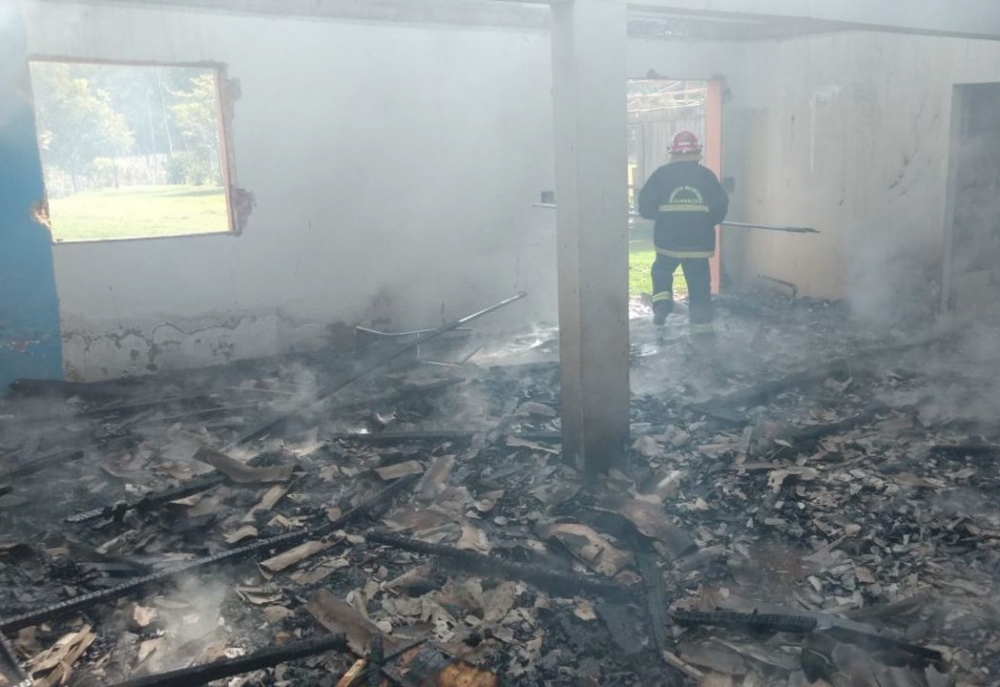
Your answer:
[134,576,230,676]
[267,362,322,417]
[904,322,1000,427]
[6,6,1000,687]
[847,230,942,330]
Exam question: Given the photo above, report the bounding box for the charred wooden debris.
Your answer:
[0,293,999,685]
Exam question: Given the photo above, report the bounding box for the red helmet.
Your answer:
[670,131,703,155]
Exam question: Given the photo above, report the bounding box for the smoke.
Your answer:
[135,576,230,675]
[267,362,321,416]
[900,319,1000,427]
[846,228,941,330]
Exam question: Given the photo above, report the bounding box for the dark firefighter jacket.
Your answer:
[637,161,729,258]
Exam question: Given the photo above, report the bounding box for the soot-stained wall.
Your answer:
[725,31,1000,322]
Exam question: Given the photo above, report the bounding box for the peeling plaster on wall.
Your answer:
[32,197,51,228]
[60,312,335,380]
[231,186,256,233]
[0,336,47,354]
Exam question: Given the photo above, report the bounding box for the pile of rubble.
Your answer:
[0,293,998,686]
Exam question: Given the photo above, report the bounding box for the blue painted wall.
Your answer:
[0,3,63,393]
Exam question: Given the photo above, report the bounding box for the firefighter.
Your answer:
[637,131,729,337]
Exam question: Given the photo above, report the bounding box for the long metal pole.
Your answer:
[721,220,819,234]
[532,203,819,234]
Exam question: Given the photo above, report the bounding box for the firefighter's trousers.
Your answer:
[651,254,713,334]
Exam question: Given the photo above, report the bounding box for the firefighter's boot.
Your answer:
[652,293,673,327]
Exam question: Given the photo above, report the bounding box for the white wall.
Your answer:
[726,31,1000,318]
[28,3,1000,376]
[23,0,748,380]
[25,0,558,379]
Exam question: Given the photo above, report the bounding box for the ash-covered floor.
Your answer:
[1,293,999,687]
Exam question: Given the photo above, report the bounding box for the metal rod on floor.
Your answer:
[230,291,527,447]
[0,630,30,687]
[366,530,633,602]
[757,274,799,300]
[531,203,819,234]
[0,475,418,633]
[65,475,227,524]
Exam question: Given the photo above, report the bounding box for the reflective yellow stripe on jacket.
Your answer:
[659,204,710,213]
[656,247,715,259]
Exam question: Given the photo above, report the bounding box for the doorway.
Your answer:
[627,78,724,306]
[942,83,1000,313]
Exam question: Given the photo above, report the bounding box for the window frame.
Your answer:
[26,56,241,244]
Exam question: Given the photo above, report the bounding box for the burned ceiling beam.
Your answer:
[366,530,634,602]
[0,447,85,484]
[690,335,951,422]
[772,403,887,457]
[107,633,348,687]
[671,608,945,665]
[672,609,818,635]
[64,474,227,525]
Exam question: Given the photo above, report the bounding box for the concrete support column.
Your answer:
[551,0,629,475]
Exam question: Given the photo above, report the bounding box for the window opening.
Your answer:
[28,60,233,242]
